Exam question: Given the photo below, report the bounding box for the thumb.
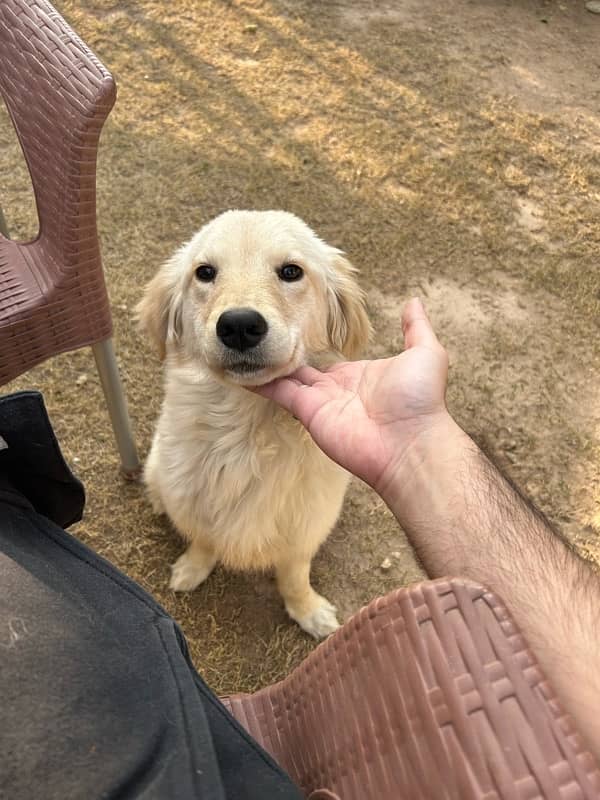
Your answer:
[401,298,442,351]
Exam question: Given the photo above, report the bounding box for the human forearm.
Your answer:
[381,413,600,756]
[257,292,600,753]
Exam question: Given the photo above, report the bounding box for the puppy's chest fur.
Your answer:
[151,366,349,569]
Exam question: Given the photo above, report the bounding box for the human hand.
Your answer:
[254,298,452,496]
[260,301,600,760]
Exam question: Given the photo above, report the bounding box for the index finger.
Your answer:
[252,376,326,429]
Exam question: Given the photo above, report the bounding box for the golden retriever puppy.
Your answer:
[137,210,370,638]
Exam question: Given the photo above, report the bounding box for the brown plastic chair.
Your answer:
[0,0,140,478]
[222,578,600,799]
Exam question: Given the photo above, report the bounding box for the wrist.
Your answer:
[376,412,476,532]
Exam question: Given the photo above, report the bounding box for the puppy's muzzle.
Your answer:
[216,308,268,352]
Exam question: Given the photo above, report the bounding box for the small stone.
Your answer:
[503,164,530,192]
[391,551,401,559]
[380,557,392,571]
[76,373,88,386]
[586,0,600,12]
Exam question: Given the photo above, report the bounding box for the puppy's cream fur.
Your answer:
[137,210,370,638]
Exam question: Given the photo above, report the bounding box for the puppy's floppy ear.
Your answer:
[135,253,185,361]
[326,253,372,360]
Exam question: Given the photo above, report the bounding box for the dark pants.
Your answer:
[0,392,302,800]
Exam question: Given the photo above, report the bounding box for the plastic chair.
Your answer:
[0,0,140,478]
[221,578,600,799]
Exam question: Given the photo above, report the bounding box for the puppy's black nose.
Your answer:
[216,308,268,351]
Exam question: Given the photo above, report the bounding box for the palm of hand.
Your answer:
[278,345,448,490]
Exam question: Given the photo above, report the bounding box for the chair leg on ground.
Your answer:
[0,206,10,238]
[92,338,141,480]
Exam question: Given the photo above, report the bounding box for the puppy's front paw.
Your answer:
[292,596,340,640]
[169,551,216,592]
[146,486,166,516]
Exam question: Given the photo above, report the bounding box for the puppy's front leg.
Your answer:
[276,557,339,639]
[170,537,217,592]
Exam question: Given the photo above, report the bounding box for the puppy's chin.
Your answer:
[208,353,303,388]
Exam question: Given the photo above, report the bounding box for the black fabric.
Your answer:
[0,390,85,528]
[0,392,302,800]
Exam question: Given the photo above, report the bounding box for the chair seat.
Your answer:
[221,578,600,800]
[0,240,43,323]
[0,237,112,385]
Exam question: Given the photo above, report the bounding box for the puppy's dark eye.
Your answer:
[195,264,217,282]
[278,263,303,282]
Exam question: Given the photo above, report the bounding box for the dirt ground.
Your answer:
[2,0,600,694]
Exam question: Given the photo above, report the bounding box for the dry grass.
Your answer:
[2,0,599,693]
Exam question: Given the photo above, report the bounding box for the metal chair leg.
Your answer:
[92,338,141,480]
[0,206,10,238]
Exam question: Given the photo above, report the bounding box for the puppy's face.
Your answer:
[137,210,370,386]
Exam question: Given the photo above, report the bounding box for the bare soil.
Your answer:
[2,0,599,693]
